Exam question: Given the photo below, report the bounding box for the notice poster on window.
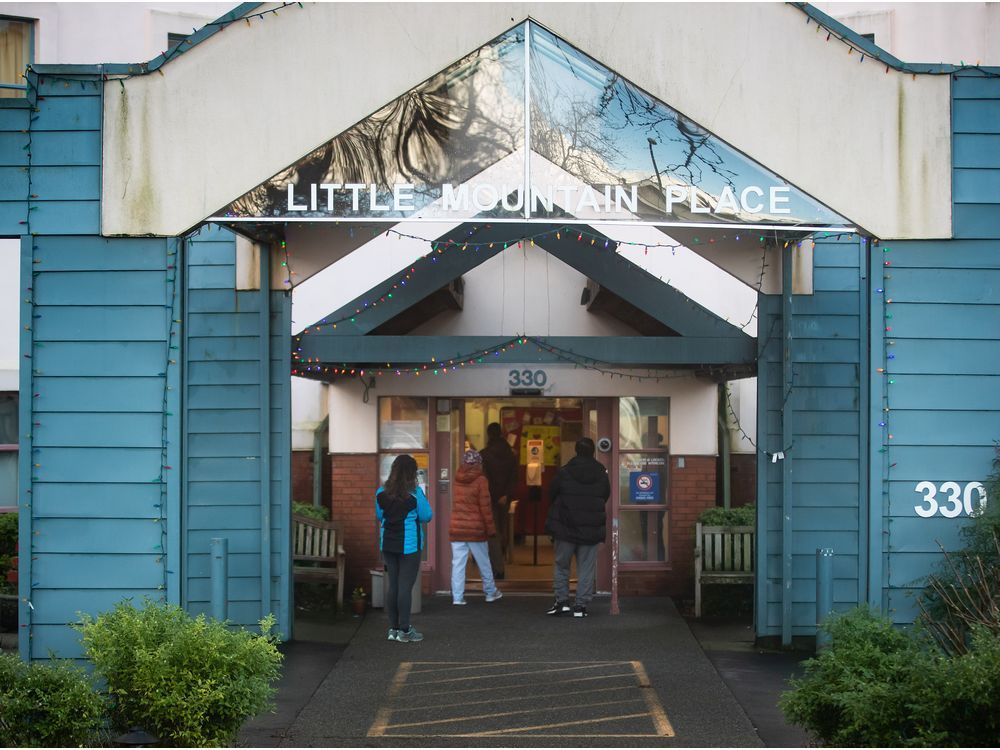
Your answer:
[381,420,425,450]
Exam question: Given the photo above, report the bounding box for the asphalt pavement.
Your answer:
[240,594,798,748]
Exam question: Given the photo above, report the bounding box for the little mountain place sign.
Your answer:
[283,181,795,218]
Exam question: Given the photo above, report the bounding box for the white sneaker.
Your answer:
[485,590,503,603]
[452,599,467,606]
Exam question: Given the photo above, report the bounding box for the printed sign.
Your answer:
[630,471,660,504]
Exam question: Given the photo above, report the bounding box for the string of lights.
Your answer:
[792,3,999,78]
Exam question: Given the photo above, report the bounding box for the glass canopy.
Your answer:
[214,21,851,230]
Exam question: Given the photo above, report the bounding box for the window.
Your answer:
[0,17,32,99]
[618,397,669,564]
[166,33,188,53]
[0,393,17,510]
[378,397,431,561]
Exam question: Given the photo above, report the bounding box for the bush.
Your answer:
[76,598,283,747]
[0,512,16,595]
[292,501,329,521]
[0,653,105,748]
[697,503,755,526]
[919,443,1000,654]
[780,608,1000,747]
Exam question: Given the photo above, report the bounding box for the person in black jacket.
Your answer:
[480,422,517,579]
[544,437,610,617]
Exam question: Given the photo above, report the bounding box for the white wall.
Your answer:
[0,240,19,391]
[328,365,719,456]
[815,2,1000,65]
[0,3,235,63]
[102,2,951,240]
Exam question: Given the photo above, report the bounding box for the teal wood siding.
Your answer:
[757,235,866,637]
[20,235,180,661]
[876,70,1000,625]
[183,227,291,636]
[0,77,102,235]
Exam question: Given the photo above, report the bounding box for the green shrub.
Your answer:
[919,443,1000,654]
[0,653,105,748]
[0,513,16,595]
[780,609,1000,747]
[697,503,755,526]
[75,598,283,747]
[292,501,329,521]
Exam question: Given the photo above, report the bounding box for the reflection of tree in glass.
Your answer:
[228,34,523,216]
[598,76,737,190]
[530,63,624,185]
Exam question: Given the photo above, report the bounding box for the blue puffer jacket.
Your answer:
[375,485,433,554]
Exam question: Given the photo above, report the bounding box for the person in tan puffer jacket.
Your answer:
[449,450,503,605]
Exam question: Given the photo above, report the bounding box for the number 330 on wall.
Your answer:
[913,481,988,518]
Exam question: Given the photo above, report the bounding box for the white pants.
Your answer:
[451,541,499,602]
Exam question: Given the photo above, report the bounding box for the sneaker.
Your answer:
[573,606,588,618]
[452,599,467,606]
[387,628,399,641]
[397,626,424,642]
[485,590,503,603]
[546,600,572,616]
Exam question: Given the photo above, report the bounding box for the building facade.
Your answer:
[1,2,998,659]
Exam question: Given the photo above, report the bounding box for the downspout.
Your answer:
[312,416,328,508]
[718,384,731,509]
[781,243,794,647]
[259,245,272,620]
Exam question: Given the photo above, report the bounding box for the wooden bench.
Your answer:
[694,523,754,617]
[293,514,346,610]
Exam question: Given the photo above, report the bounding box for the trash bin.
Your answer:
[370,568,385,608]
[370,566,422,613]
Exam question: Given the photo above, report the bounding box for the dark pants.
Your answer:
[488,503,507,576]
[383,550,420,630]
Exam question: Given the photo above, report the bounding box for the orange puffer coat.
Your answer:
[449,464,496,542]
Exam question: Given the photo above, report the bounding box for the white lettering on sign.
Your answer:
[913,481,988,518]
[285,181,796,218]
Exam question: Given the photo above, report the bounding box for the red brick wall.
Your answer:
[730,453,756,507]
[619,454,717,597]
[330,453,380,592]
[291,450,333,511]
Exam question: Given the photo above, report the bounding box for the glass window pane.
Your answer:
[0,394,16,444]
[619,397,668,450]
[619,453,667,506]
[0,19,31,96]
[0,453,16,507]
[379,397,428,450]
[223,25,525,220]
[620,510,667,563]
[528,24,849,227]
[378,452,429,492]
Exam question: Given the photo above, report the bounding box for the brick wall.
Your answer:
[620,454,718,597]
[330,453,380,592]
[291,450,333,510]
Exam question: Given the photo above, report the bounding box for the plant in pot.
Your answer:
[350,586,367,616]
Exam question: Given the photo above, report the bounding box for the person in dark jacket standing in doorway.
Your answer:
[480,422,517,579]
[545,437,610,618]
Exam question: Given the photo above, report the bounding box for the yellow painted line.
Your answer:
[631,661,675,737]
[383,697,644,730]
[388,684,636,712]
[462,712,655,736]
[406,660,521,675]
[387,662,413,699]
[406,661,634,686]
[367,706,392,738]
[414,670,637,698]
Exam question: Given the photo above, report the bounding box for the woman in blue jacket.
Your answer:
[375,454,433,642]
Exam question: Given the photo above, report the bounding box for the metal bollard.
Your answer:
[210,537,228,622]
[816,548,834,650]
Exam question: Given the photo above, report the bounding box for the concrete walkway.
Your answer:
[242,595,771,747]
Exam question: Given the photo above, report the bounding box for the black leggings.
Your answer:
[383,551,421,630]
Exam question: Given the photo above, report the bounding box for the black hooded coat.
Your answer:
[545,455,611,546]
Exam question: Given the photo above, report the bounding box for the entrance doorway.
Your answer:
[454,397,601,591]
